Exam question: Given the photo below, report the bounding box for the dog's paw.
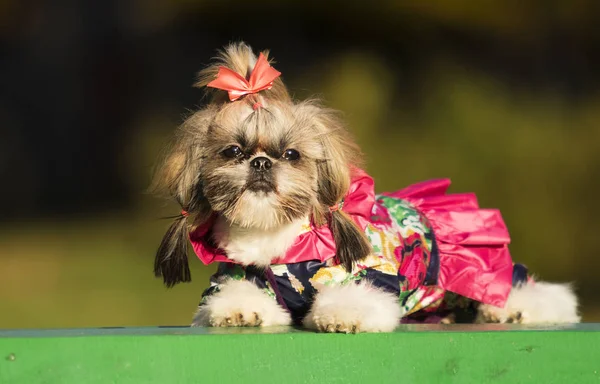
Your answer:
[303,282,401,333]
[476,281,580,324]
[206,310,264,327]
[191,279,291,327]
[440,313,456,324]
[308,312,363,334]
[477,305,525,324]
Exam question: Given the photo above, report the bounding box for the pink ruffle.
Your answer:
[188,169,515,307]
[385,179,514,307]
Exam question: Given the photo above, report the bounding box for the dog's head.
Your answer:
[152,42,370,287]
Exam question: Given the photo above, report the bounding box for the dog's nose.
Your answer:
[250,157,272,171]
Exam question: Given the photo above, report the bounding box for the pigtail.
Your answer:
[150,106,215,288]
[154,210,191,287]
[305,101,372,273]
[329,209,371,272]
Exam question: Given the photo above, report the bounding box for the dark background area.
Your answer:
[2,1,599,328]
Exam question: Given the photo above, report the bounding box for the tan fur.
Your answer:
[291,101,365,225]
[149,105,217,226]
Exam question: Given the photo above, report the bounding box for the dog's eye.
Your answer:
[222,145,243,158]
[282,149,300,161]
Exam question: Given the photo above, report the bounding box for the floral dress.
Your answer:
[189,169,528,324]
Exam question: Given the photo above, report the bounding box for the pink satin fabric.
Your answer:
[206,53,281,101]
[384,180,514,307]
[188,169,515,307]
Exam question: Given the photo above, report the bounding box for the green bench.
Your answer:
[2,324,599,383]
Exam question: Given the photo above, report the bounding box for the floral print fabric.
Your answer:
[200,194,529,323]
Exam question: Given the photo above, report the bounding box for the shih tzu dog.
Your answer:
[151,42,580,332]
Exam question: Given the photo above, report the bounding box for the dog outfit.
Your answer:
[189,168,528,323]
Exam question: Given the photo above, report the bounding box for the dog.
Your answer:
[151,42,580,332]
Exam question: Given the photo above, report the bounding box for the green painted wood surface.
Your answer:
[1,324,599,384]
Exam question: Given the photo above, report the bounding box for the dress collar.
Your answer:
[189,168,375,265]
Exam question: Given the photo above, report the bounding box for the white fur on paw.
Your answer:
[477,281,580,324]
[303,282,401,333]
[191,279,292,327]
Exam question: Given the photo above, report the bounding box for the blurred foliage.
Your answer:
[1,0,600,328]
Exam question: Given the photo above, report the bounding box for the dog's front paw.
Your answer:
[206,310,264,327]
[476,281,580,324]
[191,280,291,327]
[307,312,363,334]
[304,282,401,333]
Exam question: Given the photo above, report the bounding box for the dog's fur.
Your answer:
[152,42,580,331]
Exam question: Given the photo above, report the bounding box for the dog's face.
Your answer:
[152,42,371,286]
[155,95,362,230]
[200,100,324,229]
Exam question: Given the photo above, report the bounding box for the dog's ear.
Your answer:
[296,101,371,271]
[150,106,215,287]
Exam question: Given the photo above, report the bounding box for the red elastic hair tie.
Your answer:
[329,203,340,213]
[181,210,189,217]
[252,102,263,110]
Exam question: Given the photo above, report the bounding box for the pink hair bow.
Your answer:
[206,53,281,101]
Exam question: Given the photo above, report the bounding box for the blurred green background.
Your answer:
[1,1,600,328]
